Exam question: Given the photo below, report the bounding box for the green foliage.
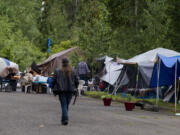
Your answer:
[84,91,107,99]
[85,91,141,103]
[69,52,83,68]
[0,0,45,71]
[0,0,42,46]
[75,0,112,74]
[50,40,73,55]
[1,0,180,72]
[101,94,113,99]
[106,0,172,58]
[85,91,180,112]
[167,0,180,51]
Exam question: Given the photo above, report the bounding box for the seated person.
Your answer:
[21,71,33,92]
[6,69,20,91]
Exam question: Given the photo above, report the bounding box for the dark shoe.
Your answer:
[61,120,68,125]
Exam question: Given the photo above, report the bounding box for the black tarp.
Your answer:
[31,61,41,74]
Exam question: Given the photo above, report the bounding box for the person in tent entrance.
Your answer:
[77,60,90,86]
[53,58,79,125]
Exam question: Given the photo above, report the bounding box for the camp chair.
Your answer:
[25,83,32,94]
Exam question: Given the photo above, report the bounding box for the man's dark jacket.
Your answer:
[53,69,79,94]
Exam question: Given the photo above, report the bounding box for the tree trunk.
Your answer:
[135,0,138,32]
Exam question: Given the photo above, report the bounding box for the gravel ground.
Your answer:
[0,92,180,135]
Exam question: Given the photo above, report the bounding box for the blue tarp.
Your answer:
[150,54,180,88]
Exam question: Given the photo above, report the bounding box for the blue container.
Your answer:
[121,93,127,98]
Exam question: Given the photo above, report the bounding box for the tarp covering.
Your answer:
[31,61,41,74]
[100,56,123,85]
[150,55,180,88]
[101,70,121,85]
[38,47,78,76]
[0,58,19,78]
[139,62,154,88]
[105,61,123,73]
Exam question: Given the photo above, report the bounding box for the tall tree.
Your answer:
[75,0,112,71]
[167,0,180,51]
[0,0,45,70]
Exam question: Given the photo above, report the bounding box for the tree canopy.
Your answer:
[0,0,179,71]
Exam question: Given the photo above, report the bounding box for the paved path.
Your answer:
[0,92,180,135]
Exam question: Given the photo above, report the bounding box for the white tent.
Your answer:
[117,48,180,64]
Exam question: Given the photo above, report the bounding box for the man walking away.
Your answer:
[77,61,90,86]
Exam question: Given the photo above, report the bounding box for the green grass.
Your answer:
[84,91,180,113]
[84,91,151,103]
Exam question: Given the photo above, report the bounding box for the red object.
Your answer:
[124,102,135,111]
[99,82,103,89]
[103,98,112,106]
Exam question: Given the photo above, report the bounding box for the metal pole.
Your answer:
[114,81,117,95]
[177,78,180,111]
[108,62,111,94]
[113,73,121,95]
[135,64,139,93]
[156,59,161,105]
[175,59,178,113]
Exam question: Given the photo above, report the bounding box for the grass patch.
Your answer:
[84,91,180,113]
[84,91,151,103]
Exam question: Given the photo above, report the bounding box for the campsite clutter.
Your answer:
[1,47,180,113]
[0,47,78,94]
[95,48,180,112]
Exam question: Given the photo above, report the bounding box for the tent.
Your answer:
[0,58,19,78]
[117,48,180,64]
[115,48,180,94]
[38,47,78,76]
[150,55,180,106]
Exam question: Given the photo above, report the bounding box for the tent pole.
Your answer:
[177,78,180,110]
[135,64,139,93]
[113,81,117,95]
[156,58,161,105]
[175,59,178,113]
[113,68,127,95]
[114,77,120,95]
[108,63,111,94]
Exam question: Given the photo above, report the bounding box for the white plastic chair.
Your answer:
[45,83,52,94]
[25,84,32,93]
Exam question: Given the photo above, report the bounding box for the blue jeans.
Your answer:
[58,93,72,122]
